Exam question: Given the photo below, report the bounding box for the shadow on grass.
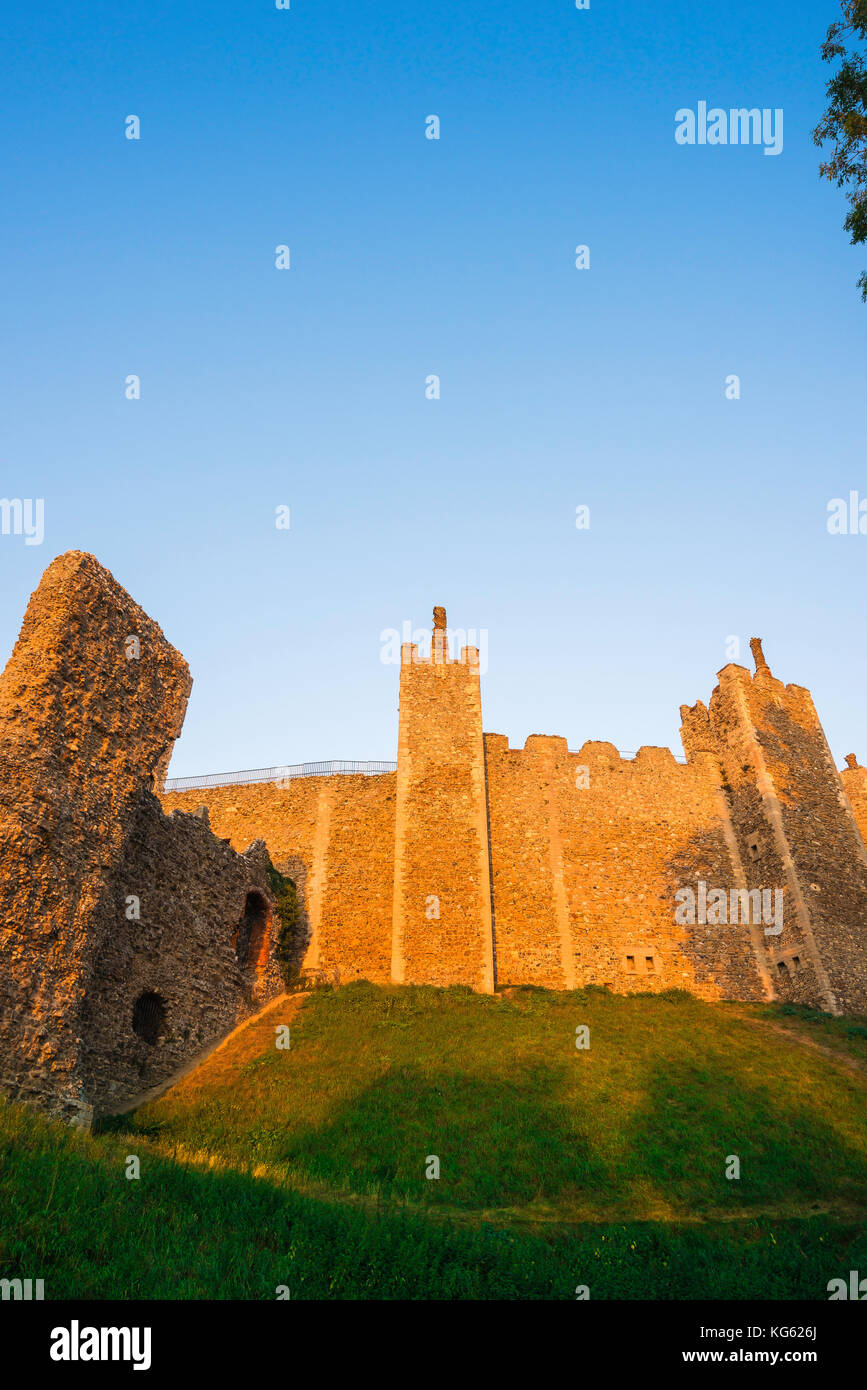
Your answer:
[3,1097,866,1300]
[101,983,867,1223]
[624,1057,867,1215]
[269,1062,610,1208]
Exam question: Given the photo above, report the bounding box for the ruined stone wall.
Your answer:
[161,777,324,963]
[0,551,284,1124]
[390,628,494,993]
[79,794,281,1116]
[0,553,192,1123]
[485,734,769,1001]
[161,773,397,986]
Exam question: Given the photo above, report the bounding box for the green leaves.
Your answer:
[814,1,867,298]
[267,864,302,987]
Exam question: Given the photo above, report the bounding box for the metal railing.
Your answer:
[164,746,689,795]
[617,749,688,763]
[163,759,397,794]
[569,748,688,764]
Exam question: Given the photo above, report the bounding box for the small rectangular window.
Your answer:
[625,955,635,972]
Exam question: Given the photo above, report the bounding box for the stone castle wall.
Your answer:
[4,557,867,1132]
[161,623,867,1014]
[841,755,867,865]
[160,618,867,1015]
[162,772,397,987]
[690,649,867,1015]
[484,735,768,1001]
[0,553,283,1124]
[77,794,283,1116]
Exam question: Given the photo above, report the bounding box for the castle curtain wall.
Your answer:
[162,644,867,1014]
[163,774,397,987]
[484,736,769,1001]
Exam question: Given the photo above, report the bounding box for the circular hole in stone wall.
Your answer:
[132,991,168,1045]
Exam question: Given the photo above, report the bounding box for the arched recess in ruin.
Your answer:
[132,991,168,1046]
[234,891,270,975]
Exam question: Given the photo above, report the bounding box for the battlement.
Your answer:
[398,604,481,669]
[3,563,867,1126]
[400,642,481,667]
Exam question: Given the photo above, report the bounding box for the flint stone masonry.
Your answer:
[391,635,494,992]
[0,552,283,1125]
[680,654,867,1015]
[77,794,283,1114]
[166,610,867,1016]
[485,735,764,1001]
[161,772,397,987]
[842,755,867,850]
[4,564,867,1131]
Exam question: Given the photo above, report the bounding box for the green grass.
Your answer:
[2,982,866,1298]
[112,982,867,1220]
[747,999,867,1067]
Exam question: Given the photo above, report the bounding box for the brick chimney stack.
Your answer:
[432,605,447,663]
[749,637,769,674]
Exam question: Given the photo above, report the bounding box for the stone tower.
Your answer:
[390,606,495,992]
[680,639,867,1015]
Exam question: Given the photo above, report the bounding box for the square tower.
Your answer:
[390,607,495,992]
[692,639,867,1014]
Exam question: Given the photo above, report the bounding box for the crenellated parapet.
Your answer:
[4,558,866,1136]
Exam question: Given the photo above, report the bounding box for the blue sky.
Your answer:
[1,0,864,776]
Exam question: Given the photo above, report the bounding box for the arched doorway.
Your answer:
[235,891,269,974]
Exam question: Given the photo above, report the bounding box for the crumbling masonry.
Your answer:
[2,553,867,1125]
[0,553,284,1126]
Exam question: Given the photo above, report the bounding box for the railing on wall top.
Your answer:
[164,747,688,794]
[607,750,689,763]
[163,760,398,794]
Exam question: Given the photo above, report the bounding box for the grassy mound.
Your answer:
[2,982,866,1298]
